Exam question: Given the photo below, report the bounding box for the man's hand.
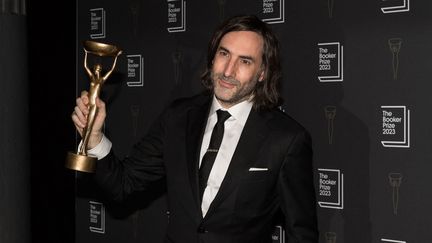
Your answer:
[71,90,106,149]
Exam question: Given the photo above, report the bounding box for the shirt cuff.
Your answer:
[85,134,112,160]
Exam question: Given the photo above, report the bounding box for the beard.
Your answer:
[211,71,259,107]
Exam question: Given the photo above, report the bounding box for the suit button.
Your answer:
[197,226,207,233]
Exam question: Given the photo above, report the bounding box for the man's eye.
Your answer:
[241,59,251,65]
[219,51,228,56]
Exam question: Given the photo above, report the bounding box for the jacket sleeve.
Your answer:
[278,129,319,243]
[93,108,170,203]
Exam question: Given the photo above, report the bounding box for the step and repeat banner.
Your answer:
[75,0,432,242]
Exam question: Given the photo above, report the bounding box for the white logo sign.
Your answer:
[381,239,406,243]
[89,201,105,233]
[318,168,344,209]
[90,8,106,39]
[325,232,337,243]
[271,225,285,243]
[318,42,344,82]
[381,0,410,14]
[167,0,186,33]
[127,54,144,87]
[381,106,410,148]
[261,0,285,24]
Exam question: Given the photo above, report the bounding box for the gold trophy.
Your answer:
[65,40,122,173]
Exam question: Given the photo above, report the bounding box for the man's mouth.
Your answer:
[218,78,236,89]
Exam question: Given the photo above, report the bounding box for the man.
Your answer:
[72,15,318,243]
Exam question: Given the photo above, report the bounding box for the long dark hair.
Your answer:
[201,15,282,110]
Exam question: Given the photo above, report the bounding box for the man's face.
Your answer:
[211,31,265,108]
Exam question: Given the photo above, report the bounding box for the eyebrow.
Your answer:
[218,46,255,63]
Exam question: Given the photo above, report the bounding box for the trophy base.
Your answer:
[65,152,97,173]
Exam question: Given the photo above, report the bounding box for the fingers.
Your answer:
[80,90,89,103]
[73,106,86,128]
[76,96,88,115]
[95,98,106,119]
[71,110,84,137]
[72,90,107,139]
[71,90,90,136]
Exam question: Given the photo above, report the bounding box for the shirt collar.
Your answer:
[209,95,253,126]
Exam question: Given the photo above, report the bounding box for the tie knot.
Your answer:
[216,109,231,124]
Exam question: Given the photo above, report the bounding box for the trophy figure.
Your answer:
[218,0,226,22]
[65,40,122,173]
[325,232,337,243]
[388,38,402,80]
[172,49,182,85]
[130,0,140,36]
[388,172,403,215]
[324,105,337,145]
[328,0,335,18]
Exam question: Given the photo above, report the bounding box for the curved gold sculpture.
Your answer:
[65,41,122,173]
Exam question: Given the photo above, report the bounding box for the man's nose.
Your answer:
[223,58,236,78]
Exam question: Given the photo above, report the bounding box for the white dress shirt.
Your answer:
[87,96,253,217]
[199,96,252,216]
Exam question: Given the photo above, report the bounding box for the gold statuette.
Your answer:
[65,40,122,173]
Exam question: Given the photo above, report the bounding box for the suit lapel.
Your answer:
[204,109,269,219]
[185,95,212,213]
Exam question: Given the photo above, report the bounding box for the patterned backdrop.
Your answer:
[74,1,432,242]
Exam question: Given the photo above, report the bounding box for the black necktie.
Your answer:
[199,109,231,201]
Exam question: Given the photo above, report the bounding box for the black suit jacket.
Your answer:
[95,93,318,243]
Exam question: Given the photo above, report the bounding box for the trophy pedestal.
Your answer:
[65,152,96,173]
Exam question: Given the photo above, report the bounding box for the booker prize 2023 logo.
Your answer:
[381,239,407,243]
[318,42,344,82]
[260,0,285,24]
[89,8,106,39]
[381,0,410,14]
[89,201,105,234]
[271,226,285,243]
[127,54,144,87]
[325,232,337,243]
[317,168,344,209]
[167,0,186,33]
[381,106,410,148]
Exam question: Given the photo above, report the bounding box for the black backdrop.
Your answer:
[24,0,432,243]
[27,1,76,243]
[74,1,432,243]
